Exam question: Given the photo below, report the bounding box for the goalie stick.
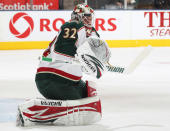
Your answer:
[105,45,152,74]
[39,45,152,75]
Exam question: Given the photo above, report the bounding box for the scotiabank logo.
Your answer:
[9,12,34,38]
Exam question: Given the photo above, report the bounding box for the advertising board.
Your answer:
[0,10,169,49]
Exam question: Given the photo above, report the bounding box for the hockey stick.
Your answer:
[39,46,152,75]
[105,45,152,74]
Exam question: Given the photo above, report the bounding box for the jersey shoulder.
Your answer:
[61,21,84,30]
[92,27,100,37]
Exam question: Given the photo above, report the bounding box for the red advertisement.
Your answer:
[33,0,59,10]
[144,11,170,37]
[0,0,59,10]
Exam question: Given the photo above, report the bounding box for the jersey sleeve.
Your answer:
[75,27,100,48]
[75,26,86,48]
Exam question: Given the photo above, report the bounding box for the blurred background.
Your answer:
[0,1,170,131]
[1,0,170,50]
[0,0,170,10]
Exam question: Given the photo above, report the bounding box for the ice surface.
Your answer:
[0,47,170,131]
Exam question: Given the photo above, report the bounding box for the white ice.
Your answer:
[0,47,170,131]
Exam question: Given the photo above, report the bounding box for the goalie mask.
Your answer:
[71,3,94,27]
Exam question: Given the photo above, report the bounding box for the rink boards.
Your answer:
[0,10,170,49]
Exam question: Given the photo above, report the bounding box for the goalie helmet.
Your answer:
[71,3,94,27]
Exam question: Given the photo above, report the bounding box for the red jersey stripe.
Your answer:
[37,67,81,81]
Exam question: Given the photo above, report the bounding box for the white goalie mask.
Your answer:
[71,3,95,27]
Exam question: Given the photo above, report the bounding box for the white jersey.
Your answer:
[36,21,99,82]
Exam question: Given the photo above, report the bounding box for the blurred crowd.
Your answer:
[0,0,170,10]
[73,0,170,10]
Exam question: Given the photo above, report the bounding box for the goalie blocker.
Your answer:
[75,36,111,79]
[16,81,102,126]
[77,53,105,79]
